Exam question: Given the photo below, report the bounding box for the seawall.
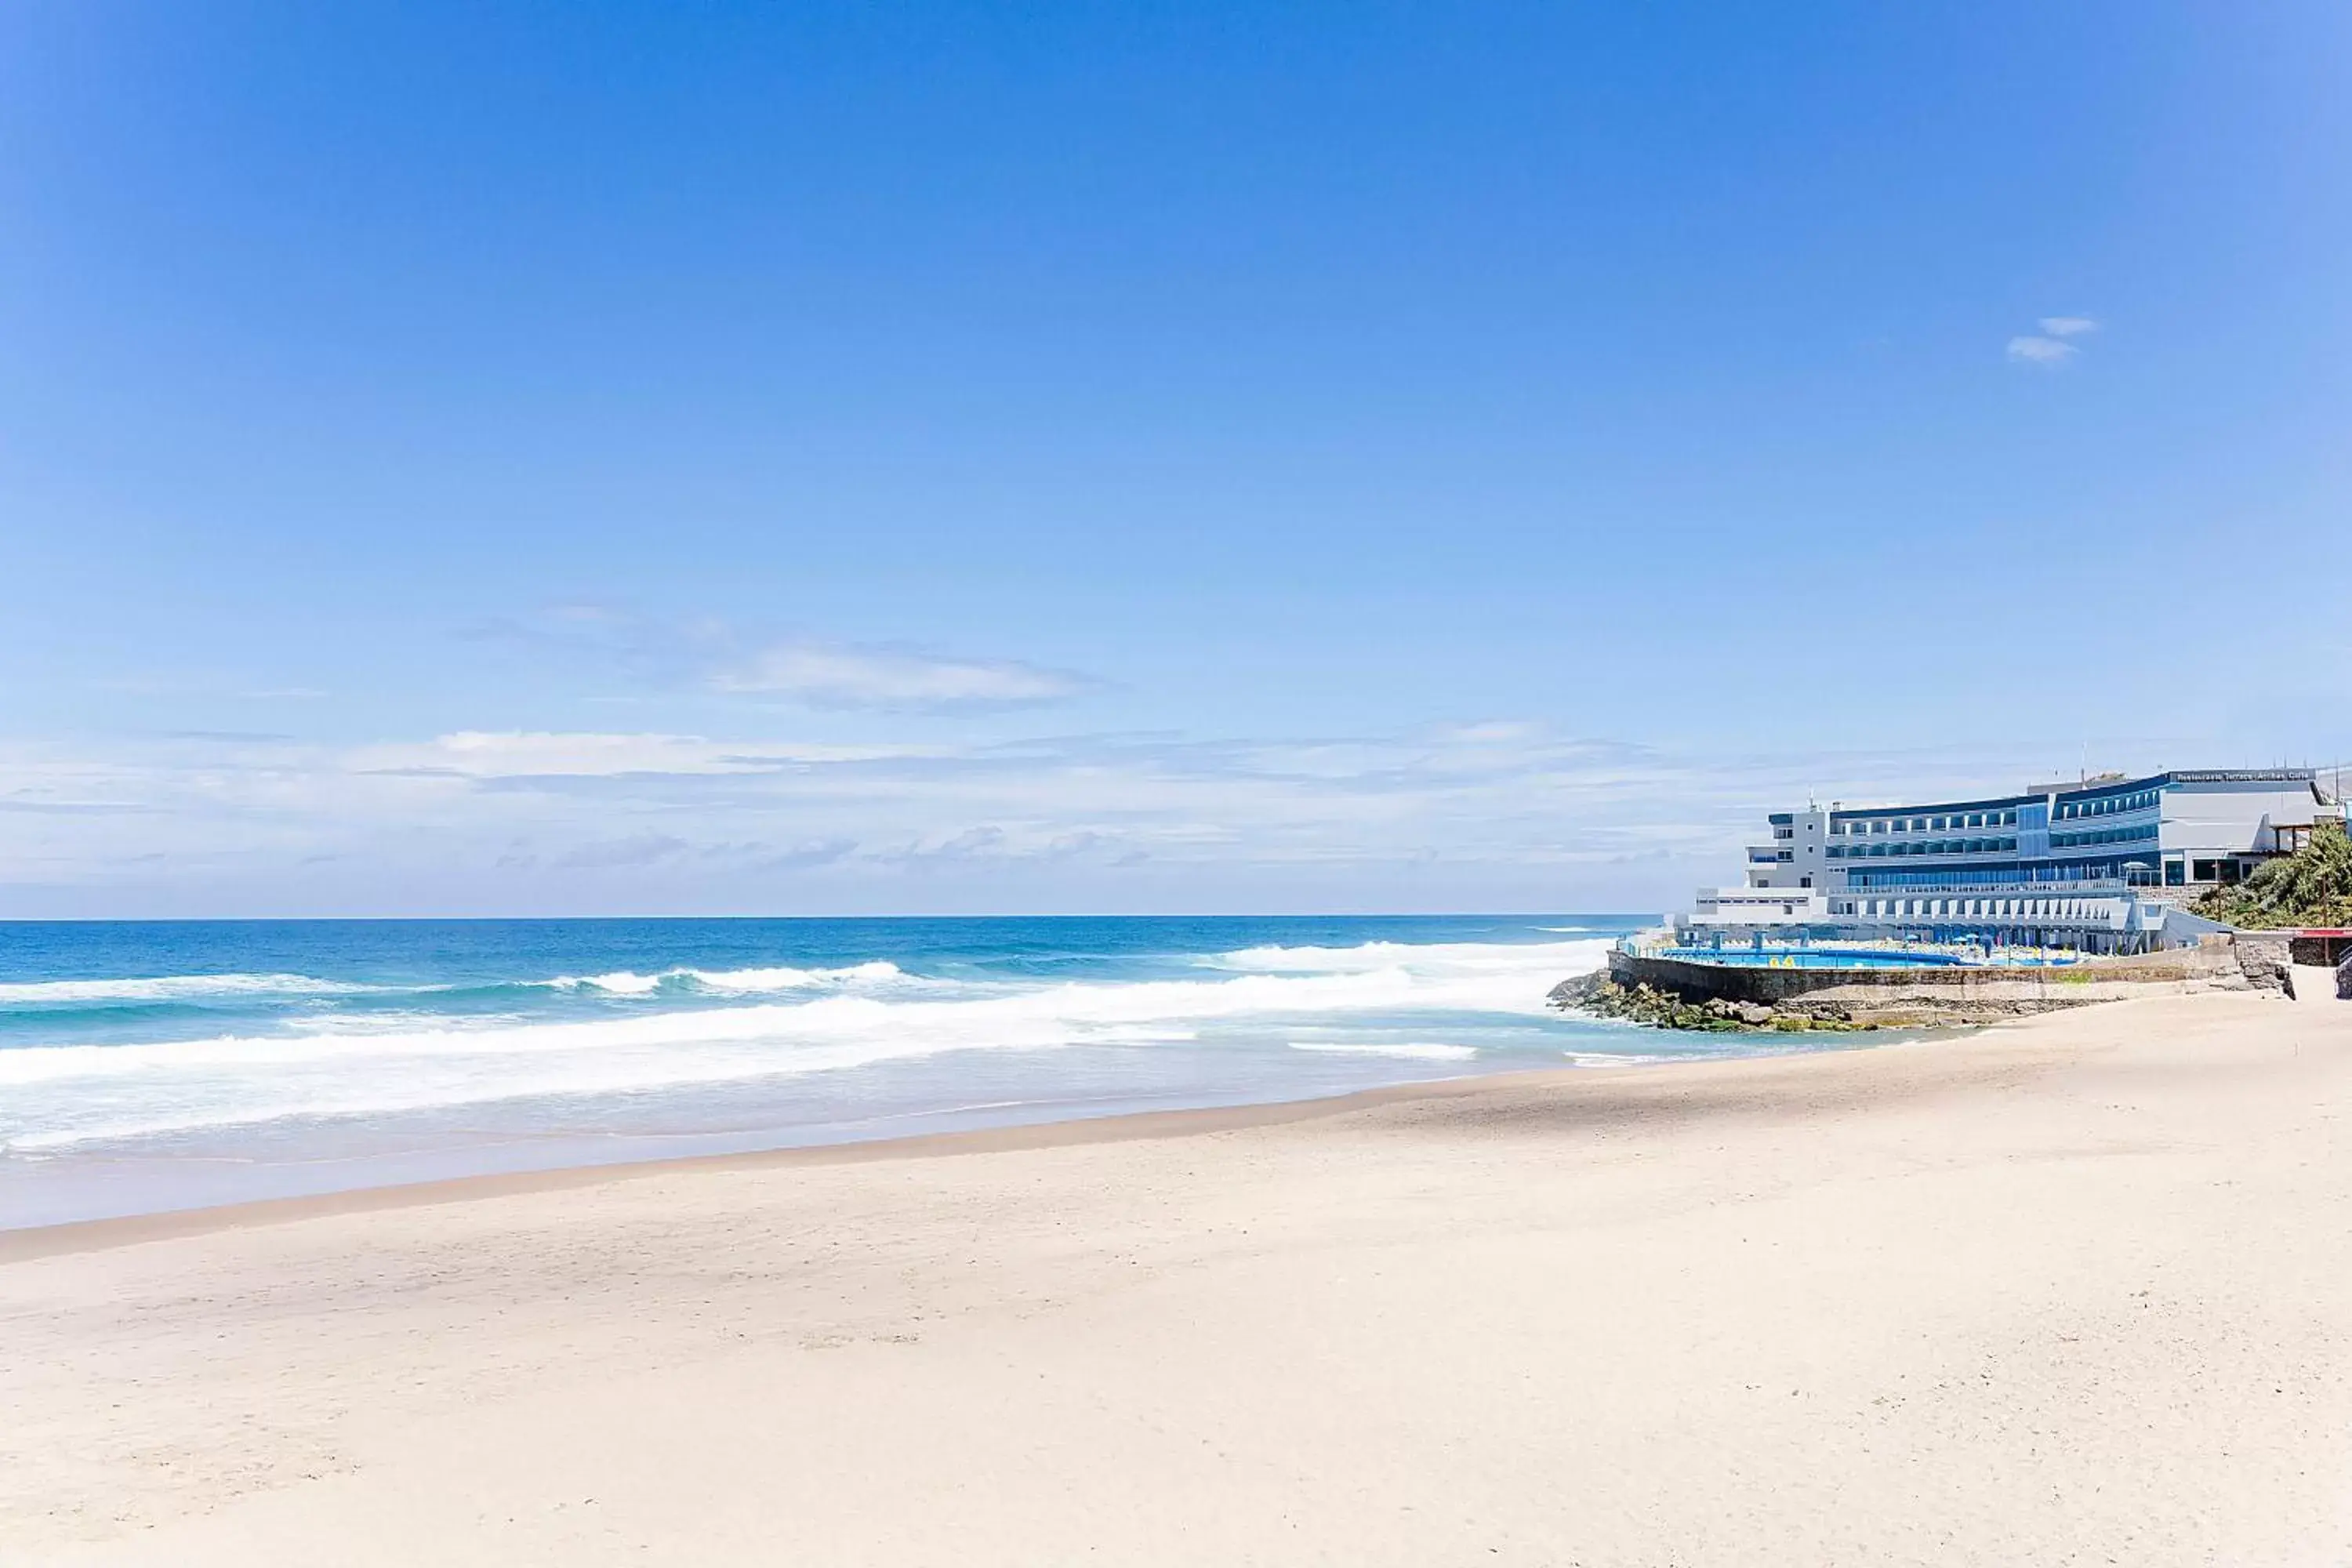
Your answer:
[1586,938,2269,1027]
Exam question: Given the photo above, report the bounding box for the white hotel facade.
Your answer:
[1686,769,2339,953]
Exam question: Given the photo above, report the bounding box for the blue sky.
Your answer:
[2,2,2347,916]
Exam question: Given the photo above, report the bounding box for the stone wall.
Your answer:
[2230,931,2295,994]
[1595,937,2267,1026]
[2287,933,2351,967]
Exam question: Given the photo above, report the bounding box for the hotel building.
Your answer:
[1686,769,2339,953]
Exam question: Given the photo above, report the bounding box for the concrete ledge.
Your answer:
[1603,938,2259,1018]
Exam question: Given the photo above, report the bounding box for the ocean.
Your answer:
[0,914,1779,1229]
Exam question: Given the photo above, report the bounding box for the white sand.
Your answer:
[4,990,2349,1566]
[2292,963,2341,1004]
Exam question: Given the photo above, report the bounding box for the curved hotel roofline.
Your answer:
[1830,793,2040,820]
[1824,769,2321,822]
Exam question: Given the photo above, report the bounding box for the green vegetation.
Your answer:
[2193,818,2352,928]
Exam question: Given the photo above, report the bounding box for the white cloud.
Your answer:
[0,724,2192,916]
[2008,314,2099,368]
[712,643,1088,710]
[2006,336,2078,366]
[468,608,1091,714]
[1433,720,1544,744]
[553,833,690,870]
[347,731,923,778]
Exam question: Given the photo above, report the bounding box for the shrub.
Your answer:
[2193,818,2352,929]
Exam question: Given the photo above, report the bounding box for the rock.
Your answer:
[1554,975,1783,1033]
[1548,972,1610,1009]
[2234,931,2295,994]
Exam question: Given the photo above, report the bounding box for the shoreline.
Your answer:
[0,1062,1610,1264]
[7,988,2347,1563]
[0,920,1636,1240]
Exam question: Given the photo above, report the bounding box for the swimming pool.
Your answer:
[1651,947,2081,970]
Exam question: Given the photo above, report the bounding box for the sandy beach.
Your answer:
[5,989,2348,1566]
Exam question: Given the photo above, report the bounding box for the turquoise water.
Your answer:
[0,914,1801,1228]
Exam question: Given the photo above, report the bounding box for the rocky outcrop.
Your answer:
[1550,973,1876,1033]
[1550,935,2275,1033]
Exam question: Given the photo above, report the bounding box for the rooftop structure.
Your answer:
[1686,769,2340,954]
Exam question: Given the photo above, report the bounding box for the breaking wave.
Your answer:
[0,973,379,1007]
[0,935,1614,1155]
[538,961,911,996]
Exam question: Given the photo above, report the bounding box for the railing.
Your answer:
[1618,932,2091,964]
[1829,841,2019,861]
[2050,803,2160,826]
[1839,874,2134,895]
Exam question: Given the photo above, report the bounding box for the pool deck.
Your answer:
[1649,946,2075,970]
[1599,938,2267,1025]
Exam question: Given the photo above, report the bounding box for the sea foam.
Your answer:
[537,961,909,996]
[0,936,1613,1154]
[1287,1041,1479,1062]
[0,973,379,1007]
